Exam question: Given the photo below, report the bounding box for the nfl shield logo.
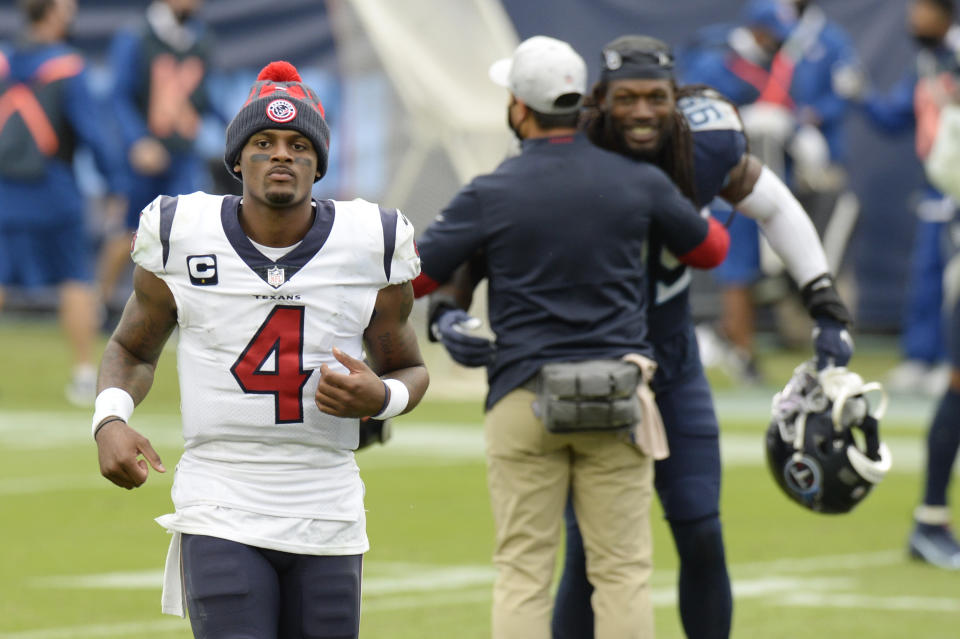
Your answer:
[267,266,286,288]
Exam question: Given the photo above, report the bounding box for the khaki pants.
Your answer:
[484,387,654,639]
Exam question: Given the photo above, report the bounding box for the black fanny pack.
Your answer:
[532,359,642,433]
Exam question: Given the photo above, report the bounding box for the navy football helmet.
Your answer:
[766,361,891,514]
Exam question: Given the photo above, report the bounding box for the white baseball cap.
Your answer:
[488,36,587,114]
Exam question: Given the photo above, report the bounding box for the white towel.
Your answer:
[160,531,187,617]
[622,353,670,460]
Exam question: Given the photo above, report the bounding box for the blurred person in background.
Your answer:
[908,266,960,569]
[851,0,960,570]
[97,0,224,326]
[0,0,128,405]
[853,0,960,397]
[683,0,857,383]
[682,0,859,384]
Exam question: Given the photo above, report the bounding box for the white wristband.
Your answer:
[373,378,410,420]
[91,387,135,437]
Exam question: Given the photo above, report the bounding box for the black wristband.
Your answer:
[374,380,391,417]
[93,416,126,440]
[426,293,459,342]
[800,274,852,327]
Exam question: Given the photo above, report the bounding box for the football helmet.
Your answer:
[766,361,891,514]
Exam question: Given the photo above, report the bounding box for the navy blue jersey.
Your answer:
[647,93,746,386]
[417,133,711,410]
[0,41,128,229]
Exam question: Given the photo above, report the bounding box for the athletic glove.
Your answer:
[812,318,854,370]
[431,309,496,367]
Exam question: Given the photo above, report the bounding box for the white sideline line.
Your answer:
[363,565,495,595]
[711,391,934,425]
[31,565,499,595]
[1,428,949,497]
[14,552,955,639]
[778,591,960,612]
[9,578,955,639]
[33,571,164,590]
[27,550,906,593]
[0,579,857,639]
[0,619,188,639]
[729,549,904,576]
[363,586,490,612]
[0,476,113,496]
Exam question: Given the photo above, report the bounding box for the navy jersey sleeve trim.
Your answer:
[159,195,178,269]
[379,206,398,282]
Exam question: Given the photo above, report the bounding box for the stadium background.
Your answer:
[0,0,924,332]
[2,2,960,637]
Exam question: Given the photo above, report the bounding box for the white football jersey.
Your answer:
[132,192,419,555]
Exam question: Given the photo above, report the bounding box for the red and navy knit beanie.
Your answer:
[224,61,330,182]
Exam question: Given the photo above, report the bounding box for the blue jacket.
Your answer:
[0,40,127,228]
[109,15,225,155]
[682,6,856,162]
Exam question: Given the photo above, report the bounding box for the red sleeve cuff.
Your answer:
[676,217,730,269]
[412,272,439,298]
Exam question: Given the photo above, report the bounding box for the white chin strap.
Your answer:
[818,366,892,484]
[847,442,892,484]
[818,367,889,428]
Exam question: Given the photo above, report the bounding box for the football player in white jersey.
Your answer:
[91,61,428,639]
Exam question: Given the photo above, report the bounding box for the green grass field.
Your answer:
[1,318,958,638]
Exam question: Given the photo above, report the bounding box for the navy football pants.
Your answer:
[552,366,732,639]
[182,534,362,639]
[921,296,960,507]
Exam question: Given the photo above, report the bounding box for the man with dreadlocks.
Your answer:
[551,35,855,639]
[421,35,854,639]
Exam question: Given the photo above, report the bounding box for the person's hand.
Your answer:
[431,309,495,367]
[315,348,387,417]
[129,137,170,175]
[812,319,854,370]
[832,63,868,102]
[95,419,165,489]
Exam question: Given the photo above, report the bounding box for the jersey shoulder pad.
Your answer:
[679,90,744,133]
[334,198,420,285]
[131,192,222,275]
[348,198,421,285]
[388,207,420,285]
[130,195,171,274]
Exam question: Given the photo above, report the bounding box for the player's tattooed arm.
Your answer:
[98,265,178,404]
[315,282,428,418]
[95,266,174,489]
[365,282,429,404]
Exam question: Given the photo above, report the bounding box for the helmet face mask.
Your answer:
[765,362,891,514]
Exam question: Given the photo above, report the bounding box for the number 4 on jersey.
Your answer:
[231,305,313,423]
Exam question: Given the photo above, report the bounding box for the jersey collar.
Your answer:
[220,195,335,288]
